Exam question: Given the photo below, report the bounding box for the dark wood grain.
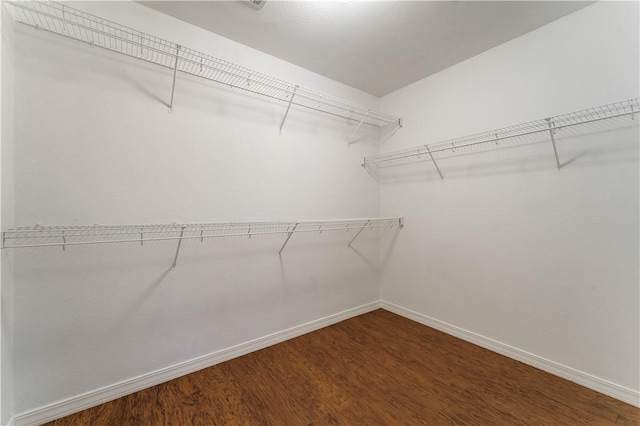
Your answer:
[45,309,639,425]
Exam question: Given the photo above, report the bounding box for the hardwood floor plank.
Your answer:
[49,408,92,426]
[43,309,639,426]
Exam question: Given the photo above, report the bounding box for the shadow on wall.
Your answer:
[347,222,403,274]
[11,229,392,362]
[17,25,381,144]
[9,224,400,295]
[117,266,173,327]
[366,119,639,184]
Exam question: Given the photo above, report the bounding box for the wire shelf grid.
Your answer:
[364,98,639,168]
[7,1,401,128]
[2,218,403,250]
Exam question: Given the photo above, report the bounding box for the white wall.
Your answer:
[380,0,639,398]
[1,4,16,424]
[10,1,386,416]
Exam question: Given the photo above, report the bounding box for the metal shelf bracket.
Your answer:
[426,145,444,180]
[171,226,186,269]
[169,45,181,112]
[348,112,369,145]
[348,220,370,247]
[278,223,299,256]
[546,117,561,171]
[279,85,298,133]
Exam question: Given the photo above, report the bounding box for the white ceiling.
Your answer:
[140,1,593,97]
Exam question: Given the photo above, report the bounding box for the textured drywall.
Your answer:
[380,1,639,393]
[10,0,386,415]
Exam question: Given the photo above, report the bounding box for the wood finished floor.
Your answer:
[47,309,638,426]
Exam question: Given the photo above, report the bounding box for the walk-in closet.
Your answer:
[1,1,638,424]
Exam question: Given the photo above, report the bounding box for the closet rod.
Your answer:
[7,1,401,129]
[364,98,638,174]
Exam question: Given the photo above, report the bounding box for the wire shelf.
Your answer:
[2,218,403,268]
[2,217,403,249]
[364,98,639,175]
[7,1,401,128]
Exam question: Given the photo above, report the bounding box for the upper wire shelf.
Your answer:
[7,1,401,129]
[2,218,404,268]
[364,98,639,178]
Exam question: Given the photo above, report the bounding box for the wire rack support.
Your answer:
[7,1,401,129]
[364,98,639,178]
[2,218,403,269]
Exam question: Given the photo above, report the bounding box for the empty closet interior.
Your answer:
[0,1,638,424]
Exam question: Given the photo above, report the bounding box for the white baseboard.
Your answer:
[10,299,638,426]
[380,300,640,408]
[10,301,381,426]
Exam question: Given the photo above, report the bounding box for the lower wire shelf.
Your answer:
[2,218,404,269]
